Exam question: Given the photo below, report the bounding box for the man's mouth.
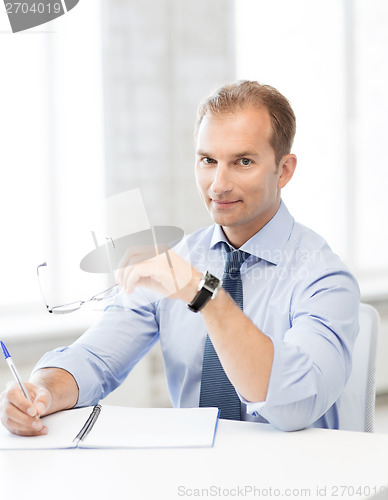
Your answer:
[211,199,241,207]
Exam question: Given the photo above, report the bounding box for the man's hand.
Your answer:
[0,381,52,436]
[117,248,202,302]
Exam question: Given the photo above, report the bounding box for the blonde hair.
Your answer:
[195,80,296,165]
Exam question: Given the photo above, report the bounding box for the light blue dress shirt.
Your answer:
[34,201,360,431]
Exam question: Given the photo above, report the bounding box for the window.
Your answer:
[0,1,106,319]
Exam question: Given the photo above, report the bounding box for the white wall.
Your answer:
[101,0,235,234]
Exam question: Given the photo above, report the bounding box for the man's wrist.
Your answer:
[30,367,78,415]
[187,271,222,313]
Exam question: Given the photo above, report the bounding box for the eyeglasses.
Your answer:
[37,262,117,314]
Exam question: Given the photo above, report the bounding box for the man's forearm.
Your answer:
[30,367,79,416]
[201,289,274,402]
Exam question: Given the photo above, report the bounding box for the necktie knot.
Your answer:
[223,245,250,274]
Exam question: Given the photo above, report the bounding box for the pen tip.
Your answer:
[0,341,10,359]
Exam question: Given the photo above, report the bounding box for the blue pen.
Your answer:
[1,341,40,422]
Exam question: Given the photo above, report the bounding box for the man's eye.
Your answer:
[239,158,252,166]
[202,157,216,164]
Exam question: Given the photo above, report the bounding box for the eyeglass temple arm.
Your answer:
[36,262,51,312]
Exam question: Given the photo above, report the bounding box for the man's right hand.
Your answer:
[0,381,52,436]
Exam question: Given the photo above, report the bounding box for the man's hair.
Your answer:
[195,80,296,166]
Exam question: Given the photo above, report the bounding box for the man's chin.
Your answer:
[209,212,238,228]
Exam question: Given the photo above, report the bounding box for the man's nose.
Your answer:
[210,163,233,195]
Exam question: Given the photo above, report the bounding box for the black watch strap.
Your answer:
[187,271,221,313]
[187,287,213,313]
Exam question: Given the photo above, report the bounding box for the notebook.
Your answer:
[0,405,220,450]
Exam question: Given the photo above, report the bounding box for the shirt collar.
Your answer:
[209,200,294,265]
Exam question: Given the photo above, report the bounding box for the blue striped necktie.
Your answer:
[199,245,250,420]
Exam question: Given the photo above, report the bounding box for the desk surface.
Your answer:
[0,419,387,500]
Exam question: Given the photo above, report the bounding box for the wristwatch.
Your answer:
[187,271,222,313]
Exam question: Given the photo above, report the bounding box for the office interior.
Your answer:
[0,0,387,434]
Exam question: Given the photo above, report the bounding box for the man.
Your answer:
[0,81,359,435]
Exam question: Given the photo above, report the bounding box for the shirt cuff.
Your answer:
[32,346,105,407]
[238,336,318,417]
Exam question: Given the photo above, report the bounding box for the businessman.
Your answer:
[0,81,360,435]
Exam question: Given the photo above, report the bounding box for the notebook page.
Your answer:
[80,406,219,448]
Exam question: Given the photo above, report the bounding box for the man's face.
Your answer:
[195,106,294,247]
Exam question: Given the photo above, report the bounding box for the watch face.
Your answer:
[205,272,220,290]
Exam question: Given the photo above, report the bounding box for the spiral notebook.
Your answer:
[0,405,220,450]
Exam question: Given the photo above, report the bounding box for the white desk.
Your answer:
[0,420,387,500]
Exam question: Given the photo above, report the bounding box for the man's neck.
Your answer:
[221,203,281,249]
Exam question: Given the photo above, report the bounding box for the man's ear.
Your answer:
[277,154,297,189]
